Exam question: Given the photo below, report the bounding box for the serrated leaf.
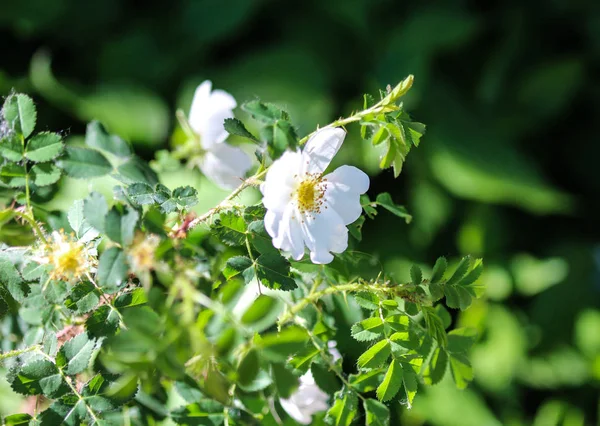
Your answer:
[351,317,384,342]
[448,352,473,389]
[105,206,139,246]
[325,387,357,426]
[173,186,198,208]
[354,292,380,310]
[375,193,412,223]
[447,328,478,354]
[423,346,448,385]
[64,281,100,314]
[3,413,32,425]
[213,211,246,246]
[67,200,99,243]
[96,247,128,293]
[56,147,112,178]
[126,182,155,205]
[56,333,97,375]
[430,257,447,284]
[83,192,109,233]
[446,256,471,286]
[458,258,483,286]
[9,359,68,398]
[385,314,409,332]
[114,288,147,309]
[0,135,24,161]
[255,253,296,290]
[0,163,27,187]
[410,264,422,285]
[25,132,63,162]
[3,93,36,138]
[243,204,267,222]
[81,373,139,412]
[247,220,278,255]
[224,117,259,143]
[364,398,390,426]
[357,339,391,370]
[348,368,385,392]
[85,121,132,158]
[242,100,285,124]
[86,305,120,337]
[0,259,29,303]
[223,256,253,280]
[31,163,61,186]
[401,363,418,407]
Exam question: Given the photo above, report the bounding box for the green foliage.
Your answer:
[0,87,486,425]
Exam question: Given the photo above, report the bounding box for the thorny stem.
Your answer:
[13,209,48,245]
[278,281,415,327]
[0,344,41,361]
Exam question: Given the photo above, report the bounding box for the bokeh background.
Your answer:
[1,0,599,424]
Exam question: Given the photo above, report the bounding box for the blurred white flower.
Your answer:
[261,127,369,264]
[188,80,252,189]
[279,341,342,424]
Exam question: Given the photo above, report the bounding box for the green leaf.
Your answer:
[83,192,109,233]
[348,215,365,241]
[3,93,36,138]
[96,247,128,293]
[401,363,419,408]
[241,294,279,327]
[3,413,32,426]
[430,257,447,284]
[271,363,299,398]
[115,157,158,186]
[354,292,380,310]
[448,352,473,390]
[446,256,471,286]
[81,373,139,412]
[0,259,29,303]
[0,163,27,187]
[114,288,148,309]
[213,211,247,246]
[375,193,412,223]
[173,186,198,208]
[25,132,63,162]
[242,100,285,124]
[170,401,225,425]
[85,121,132,157]
[260,326,309,362]
[105,206,139,246]
[223,256,253,280]
[65,281,101,314]
[237,350,260,386]
[86,305,120,337]
[126,182,155,205]
[243,204,267,222]
[422,346,448,385]
[56,146,112,178]
[223,117,259,143]
[351,317,384,342]
[459,258,483,286]
[247,220,278,255]
[9,359,68,398]
[364,398,390,426]
[31,163,61,186]
[325,387,357,426]
[0,135,24,161]
[410,264,422,285]
[385,314,410,332]
[56,333,97,375]
[357,339,391,370]
[447,328,478,354]
[348,368,385,392]
[255,253,296,290]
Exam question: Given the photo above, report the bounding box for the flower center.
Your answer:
[295,175,326,215]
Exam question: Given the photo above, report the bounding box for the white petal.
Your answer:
[300,207,348,264]
[301,127,346,175]
[188,81,237,149]
[279,398,312,425]
[199,143,251,189]
[261,151,301,213]
[270,204,304,260]
[323,165,370,225]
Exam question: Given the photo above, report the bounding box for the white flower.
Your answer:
[188,80,252,189]
[261,127,369,264]
[279,370,330,424]
[279,341,342,424]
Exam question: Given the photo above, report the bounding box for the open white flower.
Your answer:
[261,127,369,264]
[279,341,342,424]
[188,80,252,189]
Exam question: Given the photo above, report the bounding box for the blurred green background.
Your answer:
[1,0,599,424]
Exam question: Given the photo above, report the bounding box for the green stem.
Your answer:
[0,344,41,361]
[13,210,48,245]
[278,281,414,327]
